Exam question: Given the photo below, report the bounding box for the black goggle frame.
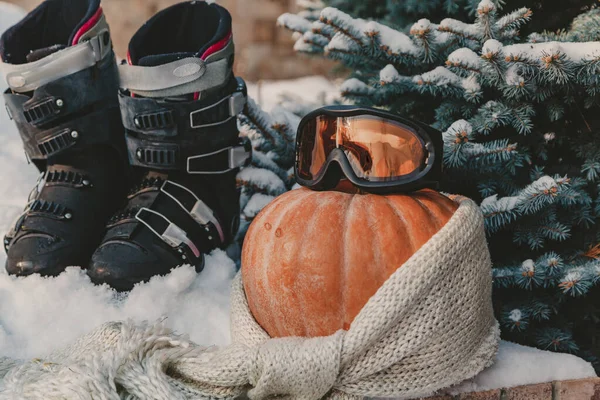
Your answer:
[294,106,443,194]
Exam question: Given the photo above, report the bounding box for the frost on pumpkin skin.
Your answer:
[241,188,458,338]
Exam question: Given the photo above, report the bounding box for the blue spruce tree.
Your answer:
[270,0,600,369]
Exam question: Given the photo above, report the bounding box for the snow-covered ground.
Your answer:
[247,76,340,112]
[0,2,596,395]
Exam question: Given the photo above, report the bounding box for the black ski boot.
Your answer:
[0,0,127,276]
[87,1,250,291]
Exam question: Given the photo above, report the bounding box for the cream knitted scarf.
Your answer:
[0,197,500,400]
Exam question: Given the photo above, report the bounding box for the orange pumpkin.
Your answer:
[241,186,459,338]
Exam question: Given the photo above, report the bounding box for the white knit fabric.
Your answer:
[0,197,500,400]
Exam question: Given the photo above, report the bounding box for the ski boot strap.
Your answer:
[118,39,235,98]
[133,178,225,266]
[2,17,122,169]
[119,77,251,173]
[0,12,112,93]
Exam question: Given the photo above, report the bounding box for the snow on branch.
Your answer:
[493,252,565,290]
[319,7,365,46]
[443,119,475,167]
[476,0,496,14]
[319,7,422,63]
[413,66,482,101]
[325,32,362,57]
[341,78,376,97]
[277,13,313,34]
[502,308,529,332]
[237,167,287,197]
[475,0,497,42]
[482,39,503,57]
[310,21,335,39]
[447,48,483,73]
[240,98,295,159]
[481,176,562,232]
[362,21,420,57]
[293,35,325,53]
[414,66,462,87]
[503,41,600,64]
[495,8,532,37]
[379,64,414,87]
[409,19,433,37]
[439,18,480,42]
[409,19,445,62]
[303,31,329,48]
[242,193,276,222]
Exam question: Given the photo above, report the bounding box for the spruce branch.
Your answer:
[475,0,499,41]
[495,7,532,38]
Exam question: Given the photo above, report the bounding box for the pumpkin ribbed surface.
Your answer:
[241,187,459,338]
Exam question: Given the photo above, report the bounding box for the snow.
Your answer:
[509,309,524,322]
[462,75,481,93]
[237,167,287,196]
[0,256,235,360]
[414,66,462,86]
[448,119,473,133]
[530,175,559,191]
[326,31,358,54]
[495,8,532,32]
[410,19,432,35]
[447,48,482,70]
[242,193,275,219]
[439,18,480,40]
[293,36,316,52]
[379,64,401,84]
[477,0,497,13]
[340,77,375,95]
[503,41,600,63]
[561,269,585,286]
[277,13,312,33]
[246,76,339,112]
[481,193,522,212]
[319,6,348,22]
[505,65,525,86]
[449,341,596,394]
[481,176,560,214]
[521,259,535,274]
[482,39,503,55]
[321,7,420,56]
[443,120,474,145]
[310,20,333,36]
[320,7,357,34]
[363,21,419,56]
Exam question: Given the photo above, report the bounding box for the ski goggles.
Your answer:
[295,106,443,194]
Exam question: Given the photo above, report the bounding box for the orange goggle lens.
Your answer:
[297,115,426,182]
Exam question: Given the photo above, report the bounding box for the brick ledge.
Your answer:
[422,377,600,399]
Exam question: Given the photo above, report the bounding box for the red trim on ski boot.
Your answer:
[71,6,104,45]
